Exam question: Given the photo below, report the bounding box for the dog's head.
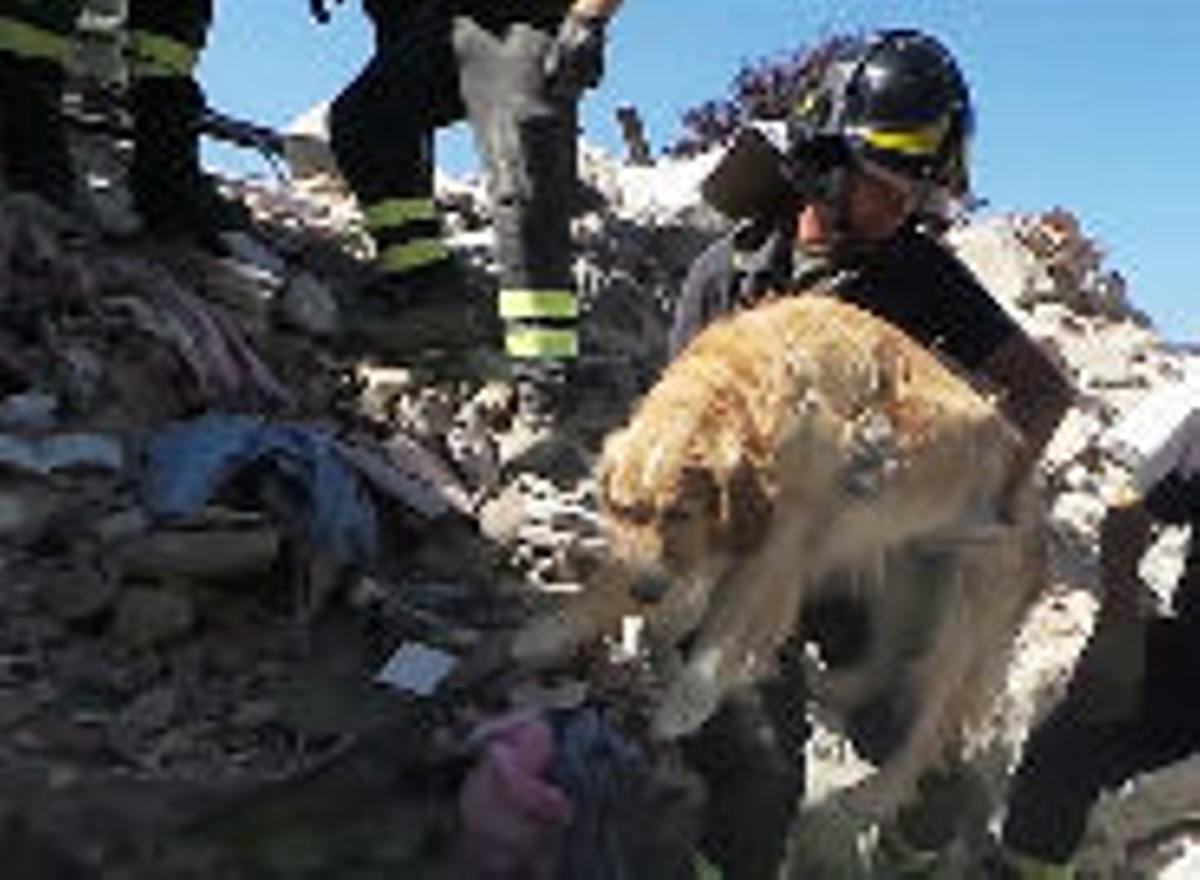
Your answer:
[597,420,775,604]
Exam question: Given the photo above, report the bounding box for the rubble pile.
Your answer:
[950,212,1200,878]
[0,135,1195,877]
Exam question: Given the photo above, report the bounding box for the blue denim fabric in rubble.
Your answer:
[141,413,378,571]
[549,707,648,880]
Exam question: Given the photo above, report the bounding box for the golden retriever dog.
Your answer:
[513,291,1046,817]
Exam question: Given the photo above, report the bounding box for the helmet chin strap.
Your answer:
[810,157,932,259]
[826,166,854,240]
[800,169,898,263]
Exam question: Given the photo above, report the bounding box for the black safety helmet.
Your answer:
[790,29,974,198]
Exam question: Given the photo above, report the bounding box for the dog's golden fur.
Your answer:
[514,292,1046,816]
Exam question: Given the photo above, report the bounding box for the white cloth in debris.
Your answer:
[1105,377,1200,492]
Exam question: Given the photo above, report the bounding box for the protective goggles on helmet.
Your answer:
[699,121,914,220]
[789,29,972,195]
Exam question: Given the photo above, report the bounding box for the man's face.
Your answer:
[795,160,918,256]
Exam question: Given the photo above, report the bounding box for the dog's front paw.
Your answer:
[837,771,909,824]
[651,665,721,740]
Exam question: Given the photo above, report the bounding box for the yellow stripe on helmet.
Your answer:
[854,116,950,156]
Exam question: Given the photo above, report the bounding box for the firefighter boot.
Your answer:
[128,75,249,244]
[503,360,591,481]
[337,260,503,367]
[979,848,1075,880]
[513,360,573,434]
[0,53,74,208]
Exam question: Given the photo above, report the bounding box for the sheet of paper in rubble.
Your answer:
[375,642,460,696]
[1105,377,1200,492]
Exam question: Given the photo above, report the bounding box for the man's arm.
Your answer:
[543,0,625,100]
[569,0,625,20]
[308,0,345,24]
[1096,488,1156,622]
[976,330,1075,516]
[1065,485,1155,722]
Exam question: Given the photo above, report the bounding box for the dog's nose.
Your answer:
[629,573,671,603]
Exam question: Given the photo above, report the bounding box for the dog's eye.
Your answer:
[609,501,656,525]
[661,505,694,523]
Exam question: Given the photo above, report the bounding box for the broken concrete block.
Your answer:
[111,587,196,649]
[114,525,281,582]
[0,480,65,546]
[278,271,338,338]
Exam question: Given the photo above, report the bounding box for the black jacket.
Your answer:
[670,219,1019,376]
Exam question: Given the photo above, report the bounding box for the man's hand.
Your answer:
[1067,494,1154,723]
[1068,607,1148,723]
[309,0,345,24]
[543,14,608,101]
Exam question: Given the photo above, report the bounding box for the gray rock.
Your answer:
[111,588,196,650]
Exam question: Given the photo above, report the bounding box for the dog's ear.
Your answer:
[596,428,622,502]
[721,460,773,554]
[654,466,722,569]
[670,466,722,521]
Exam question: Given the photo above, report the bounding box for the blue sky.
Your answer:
[201,1,1200,340]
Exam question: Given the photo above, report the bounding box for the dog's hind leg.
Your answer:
[651,515,818,740]
[837,553,978,821]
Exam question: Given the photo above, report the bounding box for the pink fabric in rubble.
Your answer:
[459,710,573,880]
[97,256,293,413]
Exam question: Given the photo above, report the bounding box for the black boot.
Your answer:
[128,75,249,243]
[337,259,503,364]
[503,360,593,480]
[0,53,74,208]
[513,360,572,433]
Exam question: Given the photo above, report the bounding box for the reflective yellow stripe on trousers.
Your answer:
[505,327,579,359]
[376,239,451,274]
[364,197,438,231]
[1004,851,1075,880]
[498,288,579,321]
[128,30,200,78]
[0,17,70,63]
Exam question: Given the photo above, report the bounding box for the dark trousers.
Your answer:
[0,1,210,53]
[681,642,810,880]
[0,0,209,207]
[1002,617,1200,864]
[127,0,212,50]
[330,5,576,293]
[683,587,981,879]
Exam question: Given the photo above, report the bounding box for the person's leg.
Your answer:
[328,4,495,357]
[126,0,238,239]
[455,13,580,426]
[0,0,83,206]
[681,634,810,880]
[330,3,461,289]
[999,619,1200,876]
[840,545,979,873]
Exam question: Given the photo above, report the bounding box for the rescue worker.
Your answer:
[670,29,1074,879]
[992,379,1200,879]
[0,0,232,242]
[318,0,624,426]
